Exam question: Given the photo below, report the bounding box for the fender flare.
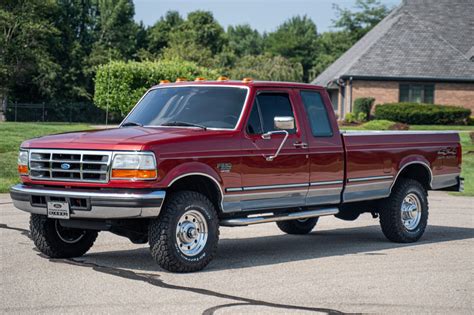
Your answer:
[391,157,433,192]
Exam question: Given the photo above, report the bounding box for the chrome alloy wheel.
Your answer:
[54,220,86,244]
[176,210,208,256]
[401,193,422,230]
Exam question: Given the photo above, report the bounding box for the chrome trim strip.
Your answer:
[343,180,393,202]
[343,130,458,136]
[310,180,343,186]
[226,187,243,192]
[347,175,394,183]
[242,183,309,191]
[220,208,339,226]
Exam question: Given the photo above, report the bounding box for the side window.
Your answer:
[300,91,333,137]
[246,100,263,134]
[256,93,296,133]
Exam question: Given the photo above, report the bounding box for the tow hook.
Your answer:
[371,211,378,219]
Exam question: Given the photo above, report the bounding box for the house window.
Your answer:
[399,84,434,103]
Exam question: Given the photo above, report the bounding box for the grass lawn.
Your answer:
[1,122,472,196]
[0,122,92,193]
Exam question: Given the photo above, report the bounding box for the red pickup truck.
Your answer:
[11,79,463,272]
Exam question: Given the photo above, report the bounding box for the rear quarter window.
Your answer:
[300,90,333,137]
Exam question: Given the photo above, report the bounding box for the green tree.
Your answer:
[333,0,391,41]
[86,0,138,68]
[0,0,61,103]
[229,54,303,82]
[227,24,263,57]
[264,15,318,82]
[162,11,225,67]
[309,31,354,80]
[147,11,183,55]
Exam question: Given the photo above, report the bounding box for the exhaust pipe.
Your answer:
[220,207,339,227]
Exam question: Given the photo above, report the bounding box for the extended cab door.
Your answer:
[238,88,310,211]
[297,89,344,206]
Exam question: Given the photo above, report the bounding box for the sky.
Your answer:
[134,0,401,33]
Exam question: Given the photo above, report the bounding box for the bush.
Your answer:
[354,97,375,121]
[360,119,409,130]
[344,112,356,124]
[94,60,220,116]
[356,112,366,122]
[374,102,471,125]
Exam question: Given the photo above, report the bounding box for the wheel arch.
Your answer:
[391,160,433,192]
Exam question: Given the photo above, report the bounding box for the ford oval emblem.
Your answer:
[60,163,71,170]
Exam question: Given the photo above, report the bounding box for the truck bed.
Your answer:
[341,130,461,202]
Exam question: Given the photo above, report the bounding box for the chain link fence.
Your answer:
[4,102,122,124]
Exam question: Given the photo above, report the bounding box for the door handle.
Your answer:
[293,141,308,149]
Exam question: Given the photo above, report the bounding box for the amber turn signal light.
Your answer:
[18,165,28,175]
[111,169,157,179]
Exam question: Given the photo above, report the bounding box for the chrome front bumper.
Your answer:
[10,184,165,219]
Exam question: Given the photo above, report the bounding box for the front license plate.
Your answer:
[47,201,70,219]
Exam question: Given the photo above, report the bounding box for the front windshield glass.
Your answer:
[122,86,248,129]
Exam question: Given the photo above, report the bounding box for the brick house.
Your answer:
[312,0,474,119]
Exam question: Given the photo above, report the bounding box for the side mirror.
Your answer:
[274,116,295,130]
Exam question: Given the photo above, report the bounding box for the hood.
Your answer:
[21,126,224,151]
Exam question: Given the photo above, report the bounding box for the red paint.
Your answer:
[20,81,462,195]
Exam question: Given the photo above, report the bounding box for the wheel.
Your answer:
[30,214,98,258]
[379,178,428,243]
[276,217,319,235]
[148,191,219,272]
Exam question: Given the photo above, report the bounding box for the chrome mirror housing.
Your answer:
[274,116,294,130]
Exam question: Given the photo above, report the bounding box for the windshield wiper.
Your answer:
[161,121,207,130]
[121,121,143,127]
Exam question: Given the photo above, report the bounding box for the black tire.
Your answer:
[148,191,219,273]
[276,217,319,235]
[379,178,428,243]
[30,214,98,258]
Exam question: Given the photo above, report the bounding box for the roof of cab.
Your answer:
[150,80,324,90]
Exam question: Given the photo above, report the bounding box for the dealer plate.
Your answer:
[47,201,70,219]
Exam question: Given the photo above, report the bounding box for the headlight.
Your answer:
[18,150,29,175]
[111,153,157,180]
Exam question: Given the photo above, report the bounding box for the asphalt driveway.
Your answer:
[1,191,473,314]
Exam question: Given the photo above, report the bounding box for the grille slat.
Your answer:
[29,150,112,183]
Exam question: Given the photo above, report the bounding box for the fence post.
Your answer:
[69,103,72,123]
[14,102,17,122]
[42,102,45,122]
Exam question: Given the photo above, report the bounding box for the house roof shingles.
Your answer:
[313,0,474,86]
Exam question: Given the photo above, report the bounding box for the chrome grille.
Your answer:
[29,150,112,183]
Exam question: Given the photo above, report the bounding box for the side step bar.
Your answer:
[220,207,339,227]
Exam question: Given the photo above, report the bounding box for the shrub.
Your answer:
[354,97,375,121]
[94,60,220,116]
[374,102,471,125]
[360,119,410,130]
[356,112,366,122]
[344,112,356,124]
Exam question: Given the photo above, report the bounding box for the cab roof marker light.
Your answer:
[242,77,253,83]
[159,80,170,84]
[216,76,229,81]
[195,77,206,81]
[175,77,187,82]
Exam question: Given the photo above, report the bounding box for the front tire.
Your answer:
[30,214,98,258]
[379,179,428,243]
[276,217,319,235]
[148,191,219,272]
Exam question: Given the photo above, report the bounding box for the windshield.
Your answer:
[122,86,248,129]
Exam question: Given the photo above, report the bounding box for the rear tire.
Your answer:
[148,191,219,272]
[276,217,318,235]
[379,179,428,243]
[30,214,98,258]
